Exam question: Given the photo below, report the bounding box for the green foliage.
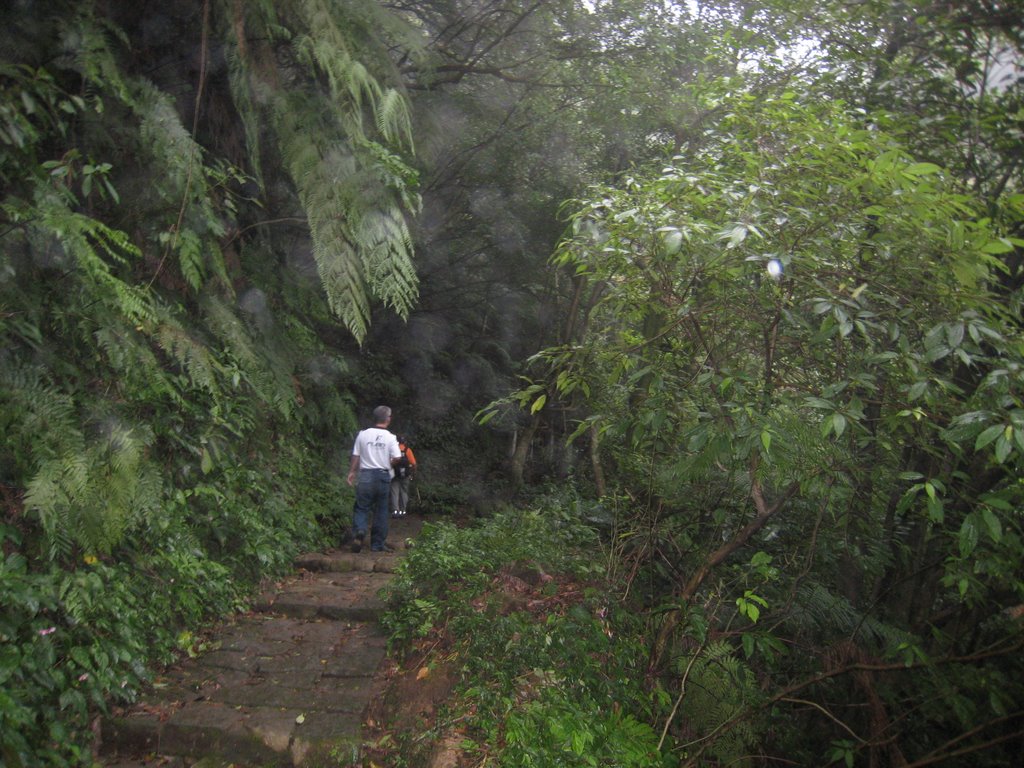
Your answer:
[0,446,331,765]
[504,693,665,768]
[520,80,1024,765]
[382,503,671,767]
[226,0,421,342]
[0,1,402,763]
[384,506,598,628]
[675,641,764,767]
[0,364,163,561]
[0,541,147,768]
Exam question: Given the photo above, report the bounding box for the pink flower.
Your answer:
[38,627,56,636]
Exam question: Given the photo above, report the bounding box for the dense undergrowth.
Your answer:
[377,478,1024,768]
[378,499,675,768]
[0,446,339,767]
[0,3,417,764]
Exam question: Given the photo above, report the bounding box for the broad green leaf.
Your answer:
[980,238,1014,254]
[737,597,760,623]
[926,495,944,523]
[959,517,978,557]
[974,425,1003,451]
[980,508,1002,542]
[945,323,964,348]
[751,551,772,567]
[994,433,1012,463]
[908,381,928,401]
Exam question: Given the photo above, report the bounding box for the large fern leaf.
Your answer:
[225,0,420,341]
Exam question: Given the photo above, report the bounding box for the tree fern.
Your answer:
[677,640,764,766]
[225,0,420,341]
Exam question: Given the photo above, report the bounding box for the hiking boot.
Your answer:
[351,532,365,553]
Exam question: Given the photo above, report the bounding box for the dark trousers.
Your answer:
[353,468,391,550]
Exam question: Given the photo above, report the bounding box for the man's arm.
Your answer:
[346,454,360,486]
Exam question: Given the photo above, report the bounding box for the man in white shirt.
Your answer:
[346,405,402,552]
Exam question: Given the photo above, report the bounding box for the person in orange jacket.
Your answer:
[389,436,416,517]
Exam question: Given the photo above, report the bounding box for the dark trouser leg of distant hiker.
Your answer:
[352,468,391,552]
[390,476,411,517]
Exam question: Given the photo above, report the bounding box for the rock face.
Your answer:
[100,515,424,767]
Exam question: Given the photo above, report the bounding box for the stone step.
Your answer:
[294,549,405,575]
[101,615,388,766]
[255,570,394,622]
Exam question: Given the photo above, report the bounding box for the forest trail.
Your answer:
[99,514,425,767]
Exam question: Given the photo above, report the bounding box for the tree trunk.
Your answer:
[589,423,606,498]
[509,413,540,488]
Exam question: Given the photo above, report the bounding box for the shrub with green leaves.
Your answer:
[511,81,1024,766]
[382,504,672,767]
[0,539,146,767]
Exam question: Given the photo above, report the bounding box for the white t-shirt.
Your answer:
[351,427,401,472]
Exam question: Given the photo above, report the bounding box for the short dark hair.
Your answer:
[373,405,392,423]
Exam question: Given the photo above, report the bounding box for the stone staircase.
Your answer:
[100,515,423,767]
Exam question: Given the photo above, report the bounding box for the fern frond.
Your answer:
[788,581,916,650]
[225,46,265,187]
[135,83,206,195]
[678,640,764,765]
[57,6,134,105]
[33,194,156,327]
[359,206,418,316]
[293,0,382,111]
[155,321,221,396]
[94,325,180,404]
[376,87,414,149]
[176,229,206,291]
[201,293,297,417]
[791,581,861,635]
[310,230,372,341]
[26,419,160,559]
[225,0,419,341]
[1,363,79,448]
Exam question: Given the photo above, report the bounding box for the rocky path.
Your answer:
[100,515,424,767]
